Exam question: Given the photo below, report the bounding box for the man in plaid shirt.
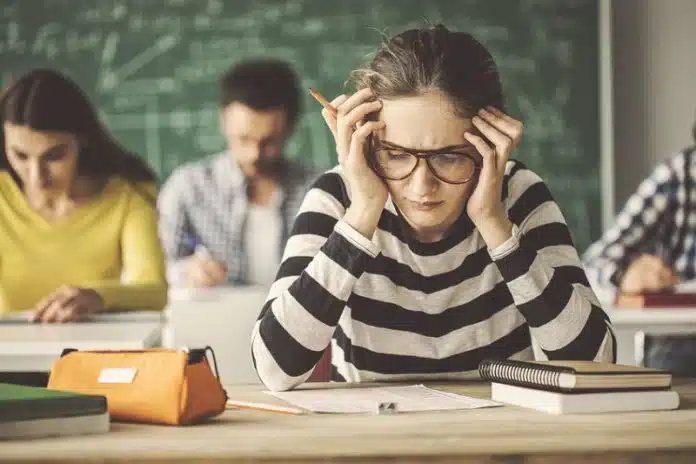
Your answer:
[158,59,318,288]
[584,120,696,374]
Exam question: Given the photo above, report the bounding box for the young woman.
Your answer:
[251,25,615,391]
[0,69,168,323]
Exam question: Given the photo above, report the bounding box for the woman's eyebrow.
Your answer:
[378,140,475,151]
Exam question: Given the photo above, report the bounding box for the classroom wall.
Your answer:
[612,0,696,210]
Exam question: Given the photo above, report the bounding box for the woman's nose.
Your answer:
[408,159,438,196]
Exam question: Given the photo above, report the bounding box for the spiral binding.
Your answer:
[479,359,562,389]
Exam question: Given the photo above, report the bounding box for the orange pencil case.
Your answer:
[47,346,227,425]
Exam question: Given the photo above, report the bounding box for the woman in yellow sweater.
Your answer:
[0,69,168,322]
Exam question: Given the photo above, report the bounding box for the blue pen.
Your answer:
[187,236,212,260]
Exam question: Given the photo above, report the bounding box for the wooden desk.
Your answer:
[0,313,163,372]
[3,380,696,463]
[606,307,696,365]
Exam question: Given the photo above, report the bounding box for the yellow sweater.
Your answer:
[0,172,168,315]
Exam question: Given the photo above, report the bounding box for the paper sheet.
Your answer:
[0,310,162,324]
[265,384,501,414]
[0,310,33,324]
[673,280,696,293]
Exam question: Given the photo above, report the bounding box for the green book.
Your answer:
[0,383,109,440]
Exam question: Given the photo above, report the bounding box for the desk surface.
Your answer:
[4,380,696,463]
[0,314,163,372]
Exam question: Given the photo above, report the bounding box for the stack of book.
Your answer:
[479,359,679,415]
[0,383,109,440]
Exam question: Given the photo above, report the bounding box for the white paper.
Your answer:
[265,384,501,414]
[0,310,34,324]
[673,280,696,293]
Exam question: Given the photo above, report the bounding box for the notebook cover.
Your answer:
[0,383,107,423]
[478,359,669,393]
[521,360,663,375]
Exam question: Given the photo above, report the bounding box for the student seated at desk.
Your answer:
[158,59,318,289]
[584,118,696,375]
[251,25,615,392]
[0,69,168,323]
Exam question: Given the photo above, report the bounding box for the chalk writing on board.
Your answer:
[0,0,601,248]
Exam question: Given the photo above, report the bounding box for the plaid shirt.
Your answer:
[583,147,696,299]
[157,152,319,286]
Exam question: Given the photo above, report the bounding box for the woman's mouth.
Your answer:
[407,199,444,211]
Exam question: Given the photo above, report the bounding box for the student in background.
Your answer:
[0,69,168,322]
[251,25,615,392]
[584,118,696,375]
[158,59,318,289]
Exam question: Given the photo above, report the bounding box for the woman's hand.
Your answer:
[464,106,524,249]
[31,286,105,323]
[321,88,387,238]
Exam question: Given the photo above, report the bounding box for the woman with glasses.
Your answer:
[251,25,615,391]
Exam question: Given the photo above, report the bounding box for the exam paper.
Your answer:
[265,384,501,413]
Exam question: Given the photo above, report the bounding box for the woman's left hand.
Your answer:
[31,286,105,323]
[465,106,524,248]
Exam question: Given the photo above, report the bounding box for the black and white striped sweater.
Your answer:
[251,160,615,391]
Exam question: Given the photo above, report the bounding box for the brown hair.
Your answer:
[1,69,157,187]
[350,24,504,118]
[219,59,301,132]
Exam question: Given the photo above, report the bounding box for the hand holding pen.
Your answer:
[184,238,228,288]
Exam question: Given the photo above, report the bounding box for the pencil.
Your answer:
[309,87,337,116]
[226,399,306,415]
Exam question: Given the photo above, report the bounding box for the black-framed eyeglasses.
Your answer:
[369,140,482,184]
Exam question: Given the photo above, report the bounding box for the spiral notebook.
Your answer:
[478,359,672,393]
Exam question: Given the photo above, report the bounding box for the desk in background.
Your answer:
[0,312,163,373]
[165,286,332,385]
[3,380,696,462]
[164,286,267,385]
[605,307,696,365]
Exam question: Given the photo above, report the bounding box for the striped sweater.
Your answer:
[251,160,615,391]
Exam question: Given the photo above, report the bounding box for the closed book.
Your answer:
[615,291,696,308]
[491,382,680,415]
[0,412,110,440]
[478,359,671,393]
[0,383,109,440]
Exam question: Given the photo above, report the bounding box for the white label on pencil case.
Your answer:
[98,367,137,384]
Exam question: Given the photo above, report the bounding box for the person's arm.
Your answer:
[492,164,615,362]
[86,186,168,311]
[251,171,380,392]
[583,157,679,297]
[157,169,196,286]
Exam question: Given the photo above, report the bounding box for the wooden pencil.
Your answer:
[309,87,337,116]
[226,399,306,415]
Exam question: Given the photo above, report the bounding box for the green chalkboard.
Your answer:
[0,0,601,249]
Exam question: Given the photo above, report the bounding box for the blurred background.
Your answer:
[1,0,694,252]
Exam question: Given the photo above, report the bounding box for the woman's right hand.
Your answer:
[321,88,387,238]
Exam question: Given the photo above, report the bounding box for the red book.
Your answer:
[615,291,696,308]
